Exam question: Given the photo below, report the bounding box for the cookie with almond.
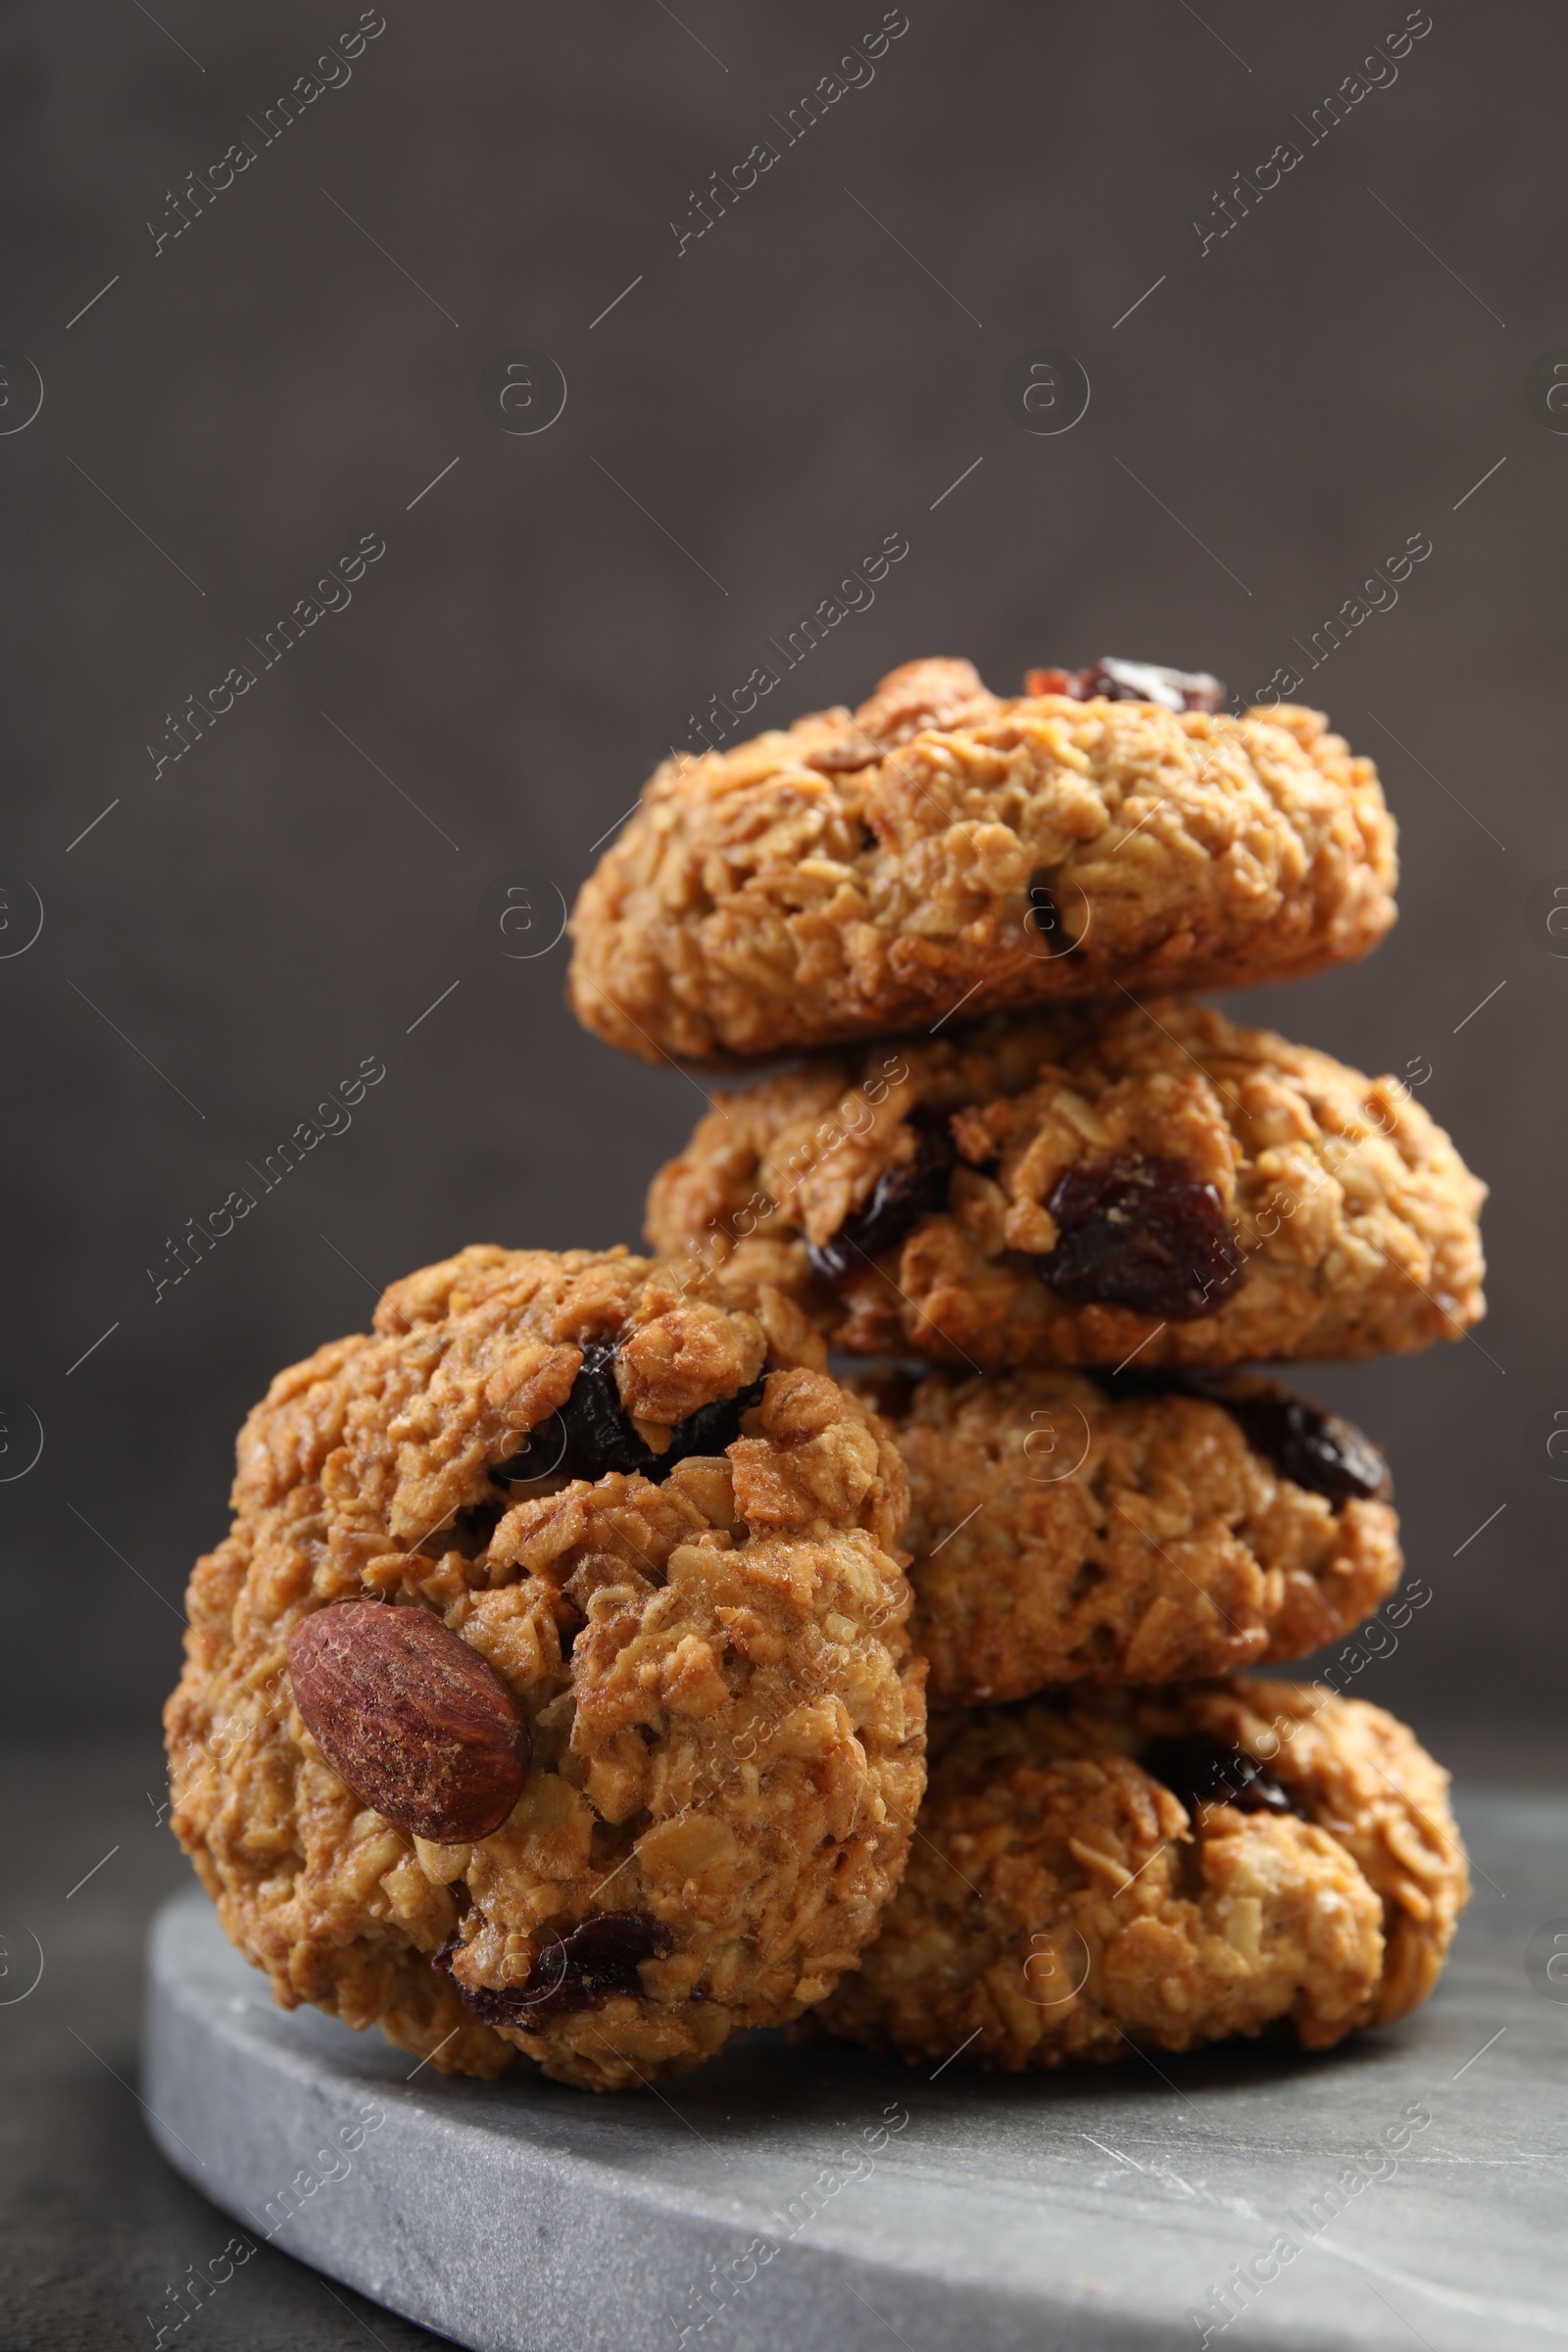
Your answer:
[164,1244,925,2090]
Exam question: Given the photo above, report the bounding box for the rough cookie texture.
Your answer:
[853,1368,1402,1706]
[165,1246,926,2091]
[646,999,1486,1367]
[809,1680,1467,2072]
[568,657,1397,1062]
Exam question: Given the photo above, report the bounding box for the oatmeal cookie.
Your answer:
[567,656,1397,1063]
[646,998,1486,1367]
[854,1367,1401,1706]
[809,1680,1466,2072]
[165,1246,926,2091]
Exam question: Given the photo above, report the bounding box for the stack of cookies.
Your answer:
[575,655,1481,2073]
[165,655,1481,2096]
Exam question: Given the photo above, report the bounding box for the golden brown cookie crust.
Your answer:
[855,1368,1401,1706]
[646,999,1486,1367]
[165,1246,926,2090]
[809,1680,1467,2072]
[568,657,1397,1063]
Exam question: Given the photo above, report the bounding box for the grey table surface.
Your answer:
[4,1734,1565,2352]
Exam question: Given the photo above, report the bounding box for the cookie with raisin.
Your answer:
[808,1680,1466,2072]
[646,999,1486,1368]
[165,1246,926,2090]
[568,656,1397,1062]
[854,1365,1401,1705]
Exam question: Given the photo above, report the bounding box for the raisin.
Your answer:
[1094,1371,1391,1507]
[527,1911,675,2019]
[436,1911,674,2028]
[667,1375,766,1459]
[490,1415,569,1485]
[559,1344,655,1477]
[808,1121,957,1287]
[1026,659,1224,713]
[1039,1155,1244,1320]
[1206,1383,1391,1505]
[1140,1734,1296,1818]
[496,1347,767,1488]
[907,1097,964,1136]
[1026,868,1076,956]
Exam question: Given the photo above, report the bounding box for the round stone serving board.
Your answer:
[143,1793,1568,2352]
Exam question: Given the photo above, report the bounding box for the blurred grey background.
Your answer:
[3,0,1562,1753]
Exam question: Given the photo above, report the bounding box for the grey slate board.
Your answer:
[142,1792,1568,2352]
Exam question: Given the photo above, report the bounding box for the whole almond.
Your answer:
[287,1602,529,1841]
